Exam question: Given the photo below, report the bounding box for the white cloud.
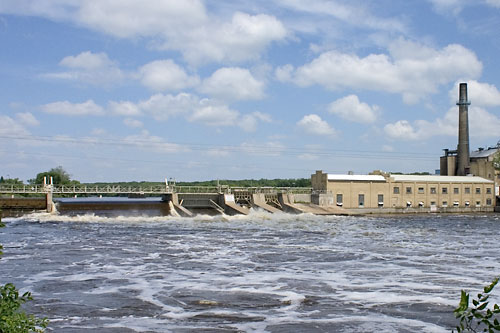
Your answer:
[240,141,286,156]
[1,2,287,65]
[427,0,465,14]
[384,106,500,141]
[277,0,406,33]
[382,145,394,152]
[170,11,287,64]
[138,59,199,91]
[204,149,230,157]
[297,114,336,136]
[138,93,198,121]
[328,95,378,123]
[105,93,270,130]
[189,104,239,127]
[123,130,185,153]
[200,67,265,101]
[16,112,39,127]
[298,153,319,160]
[77,0,206,38]
[43,51,124,86]
[485,0,500,8]
[0,115,30,136]
[123,118,143,128]
[285,39,482,104]
[41,100,104,116]
[449,80,500,107]
[275,64,294,82]
[239,112,272,132]
[384,120,421,140]
[108,101,142,116]
[60,51,111,69]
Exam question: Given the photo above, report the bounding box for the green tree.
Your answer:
[493,152,500,171]
[454,277,500,332]
[0,215,48,332]
[29,166,79,185]
[0,178,24,185]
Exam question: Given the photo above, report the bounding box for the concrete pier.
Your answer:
[251,194,280,213]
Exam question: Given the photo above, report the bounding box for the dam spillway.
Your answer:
[1,184,349,216]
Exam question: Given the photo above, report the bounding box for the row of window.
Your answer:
[393,186,492,195]
[336,193,493,208]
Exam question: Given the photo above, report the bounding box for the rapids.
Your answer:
[1,211,499,332]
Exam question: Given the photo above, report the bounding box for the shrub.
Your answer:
[0,215,48,332]
[0,284,48,333]
[454,277,500,332]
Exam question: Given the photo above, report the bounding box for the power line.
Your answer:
[0,134,437,160]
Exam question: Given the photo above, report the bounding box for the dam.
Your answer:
[0,183,349,216]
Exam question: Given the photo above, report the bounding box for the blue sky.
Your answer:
[1,0,500,182]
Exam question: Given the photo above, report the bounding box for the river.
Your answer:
[1,210,499,332]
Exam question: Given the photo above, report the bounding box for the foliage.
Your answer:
[29,166,79,185]
[0,216,48,332]
[0,178,24,185]
[390,171,431,175]
[493,152,500,171]
[83,178,311,188]
[175,178,312,188]
[454,277,500,332]
[0,215,3,257]
[0,284,48,333]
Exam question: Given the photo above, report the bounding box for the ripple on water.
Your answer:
[1,212,500,332]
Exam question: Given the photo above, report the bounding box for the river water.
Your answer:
[1,210,499,332]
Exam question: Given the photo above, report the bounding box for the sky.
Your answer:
[1,0,500,183]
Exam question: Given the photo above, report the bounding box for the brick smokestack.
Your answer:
[456,83,470,176]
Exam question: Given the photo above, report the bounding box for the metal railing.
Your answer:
[0,184,312,195]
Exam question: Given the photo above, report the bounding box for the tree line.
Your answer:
[0,166,312,188]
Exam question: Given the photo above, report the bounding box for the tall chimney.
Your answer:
[456,83,470,176]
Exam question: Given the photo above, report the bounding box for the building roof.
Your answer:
[325,173,494,184]
[470,146,499,159]
[390,174,493,183]
[327,174,386,182]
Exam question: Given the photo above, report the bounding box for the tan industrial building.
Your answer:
[310,83,498,214]
[312,170,495,213]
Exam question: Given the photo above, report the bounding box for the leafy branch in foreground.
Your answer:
[0,284,48,333]
[0,215,48,332]
[454,277,500,332]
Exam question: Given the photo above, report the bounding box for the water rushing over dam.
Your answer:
[1,212,500,332]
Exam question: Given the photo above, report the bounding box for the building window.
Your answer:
[406,187,412,194]
[486,188,492,194]
[465,187,470,194]
[442,201,448,207]
[476,201,481,207]
[453,187,459,194]
[406,201,412,207]
[336,194,343,206]
[378,194,384,207]
[418,187,424,194]
[431,201,436,206]
[358,194,365,207]
[393,187,400,194]
[465,201,470,207]
[453,201,460,207]
[430,187,437,194]
[487,198,492,206]
[442,187,448,194]
[418,201,424,207]
[476,188,481,194]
